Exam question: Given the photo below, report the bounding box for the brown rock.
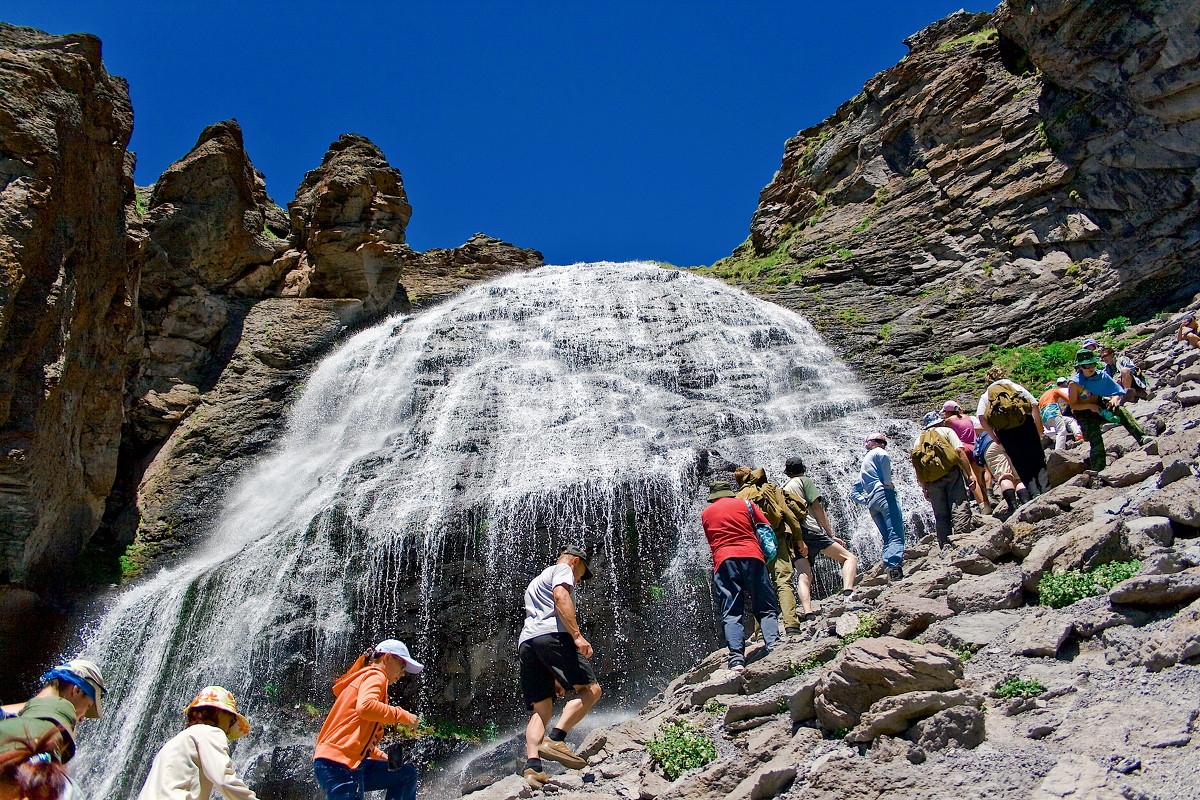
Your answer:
[814,637,961,729]
[946,567,1023,613]
[847,688,983,743]
[1139,477,1200,528]
[1107,567,1200,607]
[396,233,544,307]
[1133,597,1200,671]
[1021,519,1128,592]
[876,593,955,639]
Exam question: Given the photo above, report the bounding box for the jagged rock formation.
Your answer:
[0,24,136,587]
[709,0,1200,409]
[460,301,1200,800]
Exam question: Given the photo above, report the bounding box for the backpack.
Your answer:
[910,428,959,484]
[985,382,1032,430]
[782,485,809,528]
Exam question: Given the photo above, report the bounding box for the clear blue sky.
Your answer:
[10,2,993,266]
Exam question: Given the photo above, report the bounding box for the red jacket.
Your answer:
[313,664,417,769]
[700,497,767,572]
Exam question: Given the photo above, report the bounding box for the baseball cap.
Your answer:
[560,544,594,581]
[374,639,424,675]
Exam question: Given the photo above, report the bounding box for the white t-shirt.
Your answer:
[931,426,964,450]
[977,379,1036,419]
[519,563,575,645]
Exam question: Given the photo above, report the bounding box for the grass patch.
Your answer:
[835,247,853,260]
[873,186,890,208]
[647,721,717,781]
[994,676,1046,699]
[1103,316,1131,335]
[835,308,868,327]
[134,190,148,218]
[851,216,873,234]
[789,654,829,676]
[840,614,881,645]
[796,128,836,175]
[263,225,280,241]
[981,261,993,278]
[879,323,894,341]
[952,645,979,663]
[1037,560,1141,608]
[394,718,500,742]
[937,26,997,52]
[702,699,728,714]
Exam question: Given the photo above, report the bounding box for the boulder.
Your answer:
[1098,452,1162,488]
[946,568,1023,613]
[1046,448,1090,487]
[1158,457,1193,488]
[1021,519,1127,592]
[1107,568,1200,607]
[904,705,986,760]
[846,688,983,742]
[1007,609,1074,657]
[1139,477,1200,527]
[923,610,1023,651]
[1132,597,1200,671]
[1123,516,1174,548]
[875,594,954,639]
[814,637,961,729]
[1030,756,1125,800]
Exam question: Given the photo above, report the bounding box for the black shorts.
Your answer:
[800,525,836,554]
[518,632,599,708]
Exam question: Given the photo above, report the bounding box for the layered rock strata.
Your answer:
[710,0,1200,409]
[459,299,1200,800]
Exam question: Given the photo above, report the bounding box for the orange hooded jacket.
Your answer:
[312,661,418,769]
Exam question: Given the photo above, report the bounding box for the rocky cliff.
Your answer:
[705,0,1200,409]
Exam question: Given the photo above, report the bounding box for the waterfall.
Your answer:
[71,262,925,798]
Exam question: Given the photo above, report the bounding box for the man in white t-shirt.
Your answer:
[913,411,976,547]
[517,545,600,789]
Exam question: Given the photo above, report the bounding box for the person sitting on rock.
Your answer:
[977,367,1047,496]
[1067,349,1153,471]
[912,412,976,548]
[136,686,256,800]
[1099,344,1149,401]
[1038,380,1082,451]
[312,640,422,800]
[780,457,859,616]
[1178,313,1200,349]
[973,416,1028,521]
[701,481,781,672]
[858,433,906,581]
[940,400,991,515]
[733,466,805,638]
[516,546,601,789]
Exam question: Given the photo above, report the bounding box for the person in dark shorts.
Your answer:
[518,545,601,789]
[781,458,859,616]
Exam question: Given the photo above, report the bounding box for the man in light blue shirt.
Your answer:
[859,432,906,580]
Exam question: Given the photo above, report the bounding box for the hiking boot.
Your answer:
[785,626,805,637]
[538,739,587,770]
[886,565,904,582]
[523,768,550,789]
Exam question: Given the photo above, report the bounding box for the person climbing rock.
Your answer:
[912,411,975,548]
[1099,344,1149,400]
[136,686,256,800]
[1178,313,1200,349]
[1038,380,1082,451]
[732,466,805,636]
[313,639,422,800]
[701,481,781,671]
[972,416,1029,521]
[780,458,859,616]
[858,433,906,581]
[518,546,602,789]
[0,659,104,728]
[1068,349,1153,471]
[977,366,1047,495]
[940,400,992,514]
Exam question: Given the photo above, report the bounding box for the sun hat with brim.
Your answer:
[922,411,943,430]
[559,544,594,581]
[1074,350,1101,368]
[185,686,251,740]
[707,481,737,502]
[374,639,425,675]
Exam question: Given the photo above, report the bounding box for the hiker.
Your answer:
[136,686,256,800]
[313,640,422,800]
[781,458,859,614]
[733,466,806,637]
[912,412,975,548]
[0,658,105,739]
[1068,349,1153,470]
[701,481,781,672]
[940,401,991,515]
[1098,345,1149,400]
[858,433,906,581]
[1038,380,1082,451]
[1081,337,1100,352]
[0,728,78,800]
[1178,314,1200,349]
[518,546,602,789]
[973,416,1029,520]
[977,367,1046,495]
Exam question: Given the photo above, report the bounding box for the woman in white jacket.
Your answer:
[136,686,256,800]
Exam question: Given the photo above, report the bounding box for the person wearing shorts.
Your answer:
[517,546,601,789]
[973,416,1029,520]
[782,458,859,617]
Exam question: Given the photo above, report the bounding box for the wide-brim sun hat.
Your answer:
[559,544,594,581]
[922,411,943,429]
[1074,349,1101,368]
[185,686,251,740]
[707,480,737,501]
[59,659,106,719]
[374,639,425,675]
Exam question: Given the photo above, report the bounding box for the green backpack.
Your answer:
[910,429,959,484]
[986,383,1032,430]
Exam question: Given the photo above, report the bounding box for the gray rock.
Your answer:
[1021,519,1127,592]
[786,672,822,722]
[1139,476,1200,527]
[687,669,744,707]
[1131,597,1200,671]
[814,637,961,729]
[1030,755,1123,800]
[924,610,1023,651]
[947,568,1023,613]
[1179,388,1200,407]
[904,705,986,759]
[1099,452,1162,488]
[1108,568,1200,607]
[1008,610,1074,657]
[875,593,954,639]
[461,775,531,800]
[847,688,983,742]
[1123,516,1174,548]
[1046,448,1090,487]
[1158,457,1194,488]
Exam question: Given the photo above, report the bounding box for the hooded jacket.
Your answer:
[313,663,417,769]
[735,468,805,544]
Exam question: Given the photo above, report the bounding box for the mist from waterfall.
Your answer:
[71,262,925,798]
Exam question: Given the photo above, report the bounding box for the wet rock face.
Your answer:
[715,1,1200,409]
[0,23,136,586]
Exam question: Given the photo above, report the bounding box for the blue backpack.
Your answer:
[744,500,778,562]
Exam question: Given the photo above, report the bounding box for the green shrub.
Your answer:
[879,323,893,341]
[851,216,873,233]
[831,726,851,739]
[841,614,880,645]
[988,340,1078,390]
[789,655,828,676]
[702,699,728,714]
[835,248,853,259]
[994,676,1046,699]
[1103,316,1131,335]
[1038,560,1141,608]
[646,721,717,781]
[952,645,979,662]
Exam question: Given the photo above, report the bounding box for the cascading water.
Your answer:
[72,262,926,798]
